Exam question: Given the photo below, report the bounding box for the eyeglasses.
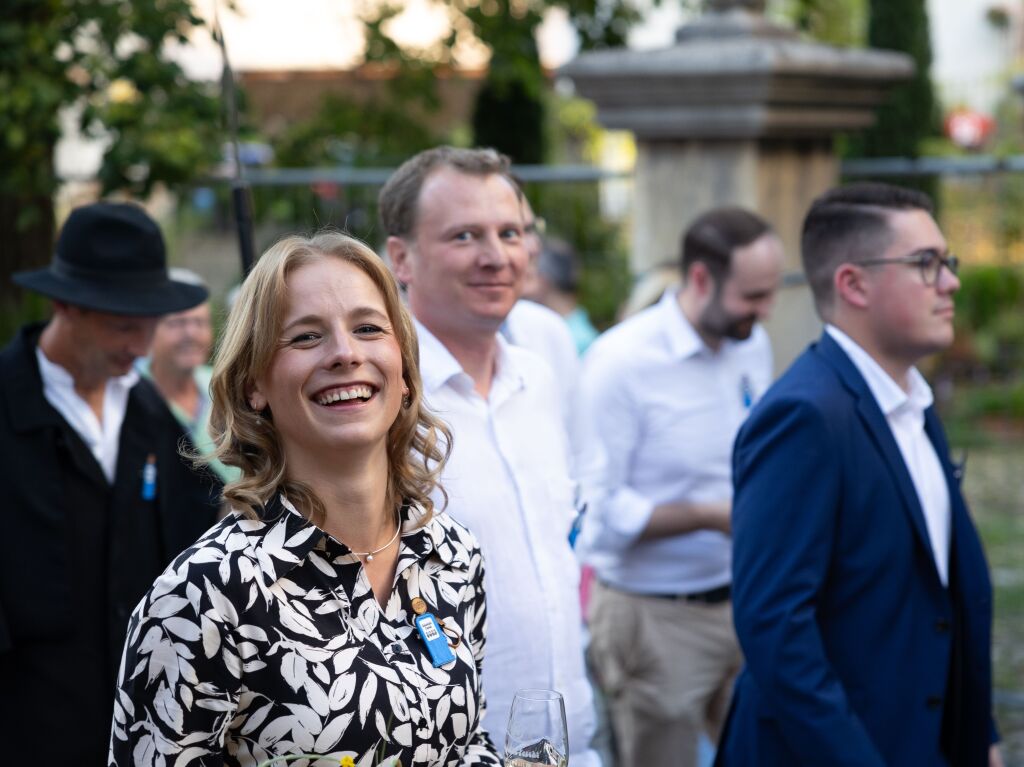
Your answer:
[857,248,960,286]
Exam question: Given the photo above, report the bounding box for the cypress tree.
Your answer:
[467,1,547,164]
[848,0,939,198]
[860,0,937,157]
[471,74,547,165]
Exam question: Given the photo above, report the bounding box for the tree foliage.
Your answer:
[563,0,647,49]
[1,0,221,306]
[838,0,938,202]
[767,0,865,46]
[273,95,440,169]
[356,0,655,163]
[465,0,547,162]
[843,0,936,160]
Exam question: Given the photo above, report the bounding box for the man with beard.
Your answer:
[577,206,782,767]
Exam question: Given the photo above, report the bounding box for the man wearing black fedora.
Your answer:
[0,202,222,765]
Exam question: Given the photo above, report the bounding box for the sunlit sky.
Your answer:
[174,0,686,78]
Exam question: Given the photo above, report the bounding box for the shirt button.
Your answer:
[926,695,943,710]
[935,618,950,634]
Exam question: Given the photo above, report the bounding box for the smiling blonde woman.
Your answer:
[109,231,501,767]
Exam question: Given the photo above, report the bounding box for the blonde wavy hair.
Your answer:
[207,230,451,526]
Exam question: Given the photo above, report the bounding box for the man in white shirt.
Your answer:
[716,183,1001,766]
[0,202,221,765]
[578,207,783,767]
[380,146,598,766]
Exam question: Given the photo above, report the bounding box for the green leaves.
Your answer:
[854,0,938,159]
[353,0,654,162]
[2,0,222,198]
[1,0,224,304]
[272,94,439,169]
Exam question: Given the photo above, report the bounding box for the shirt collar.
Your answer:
[825,324,933,417]
[415,320,465,395]
[414,319,525,400]
[250,496,327,588]
[488,335,527,404]
[252,494,469,588]
[657,288,704,360]
[36,345,140,391]
[397,505,472,572]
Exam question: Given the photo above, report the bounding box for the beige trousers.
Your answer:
[587,580,742,767]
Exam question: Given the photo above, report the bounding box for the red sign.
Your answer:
[944,109,995,149]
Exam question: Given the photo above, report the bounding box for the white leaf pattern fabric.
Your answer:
[109,497,500,767]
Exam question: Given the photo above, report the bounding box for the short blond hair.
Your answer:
[378,146,516,238]
[207,230,451,525]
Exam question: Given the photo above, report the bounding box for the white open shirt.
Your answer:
[415,321,598,767]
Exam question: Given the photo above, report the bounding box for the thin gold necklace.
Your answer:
[350,523,401,562]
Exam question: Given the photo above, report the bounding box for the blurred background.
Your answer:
[5,0,1024,760]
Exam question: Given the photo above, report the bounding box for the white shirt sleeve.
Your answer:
[574,345,657,554]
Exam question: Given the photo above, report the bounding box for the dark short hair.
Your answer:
[537,238,579,293]
[801,182,934,317]
[681,207,773,283]
[379,146,516,238]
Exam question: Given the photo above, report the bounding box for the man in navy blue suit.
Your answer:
[715,183,1001,766]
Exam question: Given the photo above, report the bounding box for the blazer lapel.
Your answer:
[5,326,109,491]
[57,422,110,490]
[815,333,936,575]
[125,378,206,560]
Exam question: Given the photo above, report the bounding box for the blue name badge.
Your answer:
[739,374,754,409]
[414,612,456,668]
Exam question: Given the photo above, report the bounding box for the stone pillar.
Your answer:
[561,8,913,370]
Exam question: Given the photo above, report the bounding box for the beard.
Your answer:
[697,298,757,342]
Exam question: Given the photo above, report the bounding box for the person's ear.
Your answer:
[688,261,716,299]
[834,263,871,310]
[248,387,268,413]
[52,300,77,320]
[388,236,414,286]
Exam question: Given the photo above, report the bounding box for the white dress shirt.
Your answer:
[577,289,773,595]
[36,346,137,483]
[502,299,580,423]
[416,321,598,767]
[825,325,951,585]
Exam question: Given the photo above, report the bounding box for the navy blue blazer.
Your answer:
[715,332,995,767]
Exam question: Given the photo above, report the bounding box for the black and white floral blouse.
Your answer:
[109,496,501,767]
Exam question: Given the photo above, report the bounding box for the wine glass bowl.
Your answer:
[504,688,569,767]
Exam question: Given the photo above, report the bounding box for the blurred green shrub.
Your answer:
[955,265,1024,333]
[525,180,630,329]
[0,293,50,348]
[941,264,1024,436]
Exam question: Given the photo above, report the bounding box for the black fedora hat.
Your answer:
[13,202,208,316]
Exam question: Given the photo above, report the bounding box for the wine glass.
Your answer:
[504,688,569,767]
